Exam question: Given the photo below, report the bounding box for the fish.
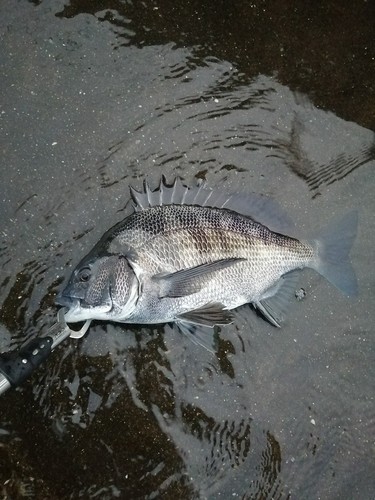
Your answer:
[56,177,357,351]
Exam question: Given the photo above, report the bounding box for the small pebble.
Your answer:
[295,288,306,301]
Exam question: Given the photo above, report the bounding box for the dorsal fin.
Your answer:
[129,177,296,235]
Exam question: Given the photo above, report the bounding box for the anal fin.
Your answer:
[254,270,300,327]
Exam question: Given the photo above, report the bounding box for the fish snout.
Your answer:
[55,292,76,308]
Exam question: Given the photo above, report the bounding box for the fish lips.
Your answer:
[55,283,84,310]
[55,292,83,322]
[55,293,77,308]
[56,286,114,322]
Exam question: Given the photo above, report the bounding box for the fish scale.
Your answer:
[57,178,357,352]
[129,222,312,319]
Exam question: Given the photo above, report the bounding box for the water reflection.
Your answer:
[97,70,375,201]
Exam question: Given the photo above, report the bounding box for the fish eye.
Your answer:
[78,267,91,282]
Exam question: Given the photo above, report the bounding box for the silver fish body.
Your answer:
[57,178,357,347]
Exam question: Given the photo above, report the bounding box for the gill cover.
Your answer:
[58,255,138,322]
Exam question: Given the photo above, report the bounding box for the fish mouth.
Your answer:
[56,294,83,322]
[55,293,77,308]
[55,291,113,323]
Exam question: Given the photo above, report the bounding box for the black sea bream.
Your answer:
[57,178,357,350]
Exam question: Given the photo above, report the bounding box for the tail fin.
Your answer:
[310,211,358,296]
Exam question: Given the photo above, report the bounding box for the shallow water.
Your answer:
[0,0,374,498]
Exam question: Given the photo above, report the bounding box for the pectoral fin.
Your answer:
[153,258,244,298]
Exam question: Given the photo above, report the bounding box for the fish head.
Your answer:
[57,254,138,323]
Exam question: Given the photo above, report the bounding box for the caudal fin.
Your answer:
[311,211,358,296]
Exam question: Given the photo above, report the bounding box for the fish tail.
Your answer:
[310,210,358,296]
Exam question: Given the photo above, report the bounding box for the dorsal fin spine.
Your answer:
[128,177,295,235]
